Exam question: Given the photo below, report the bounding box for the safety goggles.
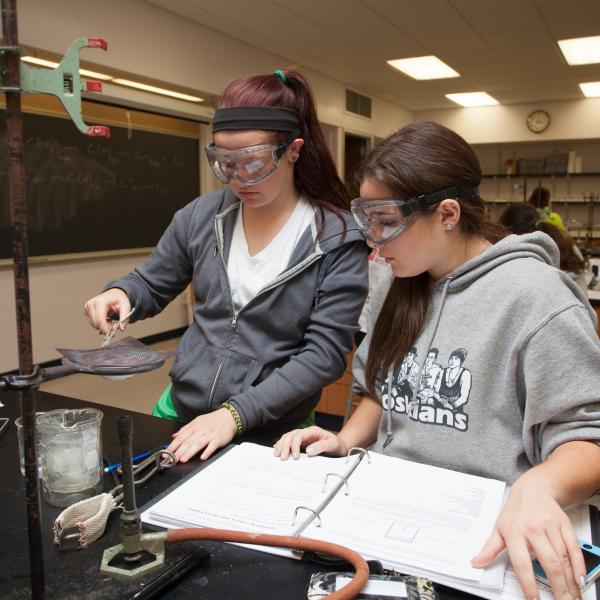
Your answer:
[351,186,477,244]
[205,130,299,185]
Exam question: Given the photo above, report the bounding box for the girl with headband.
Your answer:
[84,70,368,461]
[275,121,600,600]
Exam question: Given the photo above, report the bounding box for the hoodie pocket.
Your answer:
[170,340,263,413]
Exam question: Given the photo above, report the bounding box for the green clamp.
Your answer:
[2,37,110,137]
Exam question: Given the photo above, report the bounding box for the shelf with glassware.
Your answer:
[480,173,600,247]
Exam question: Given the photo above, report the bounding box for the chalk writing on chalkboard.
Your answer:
[0,110,200,258]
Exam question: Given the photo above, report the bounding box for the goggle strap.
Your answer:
[274,129,301,158]
[404,186,478,216]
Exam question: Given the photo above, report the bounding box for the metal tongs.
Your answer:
[102,307,136,347]
[110,448,176,504]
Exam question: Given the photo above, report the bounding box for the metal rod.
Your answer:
[1,0,45,598]
[118,415,136,513]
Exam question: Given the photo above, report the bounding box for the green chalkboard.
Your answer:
[0,110,200,258]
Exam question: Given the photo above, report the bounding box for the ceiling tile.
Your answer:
[450,0,542,33]
[144,0,600,110]
[362,0,488,53]
[187,9,247,34]
[544,18,600,40]
[536,0,600,24]
[146,0,203,17]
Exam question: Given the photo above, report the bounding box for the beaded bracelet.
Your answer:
[222,401,243,436]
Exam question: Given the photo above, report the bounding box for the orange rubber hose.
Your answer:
[167,527,369,599]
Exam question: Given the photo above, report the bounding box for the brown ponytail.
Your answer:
[217,70,350,223]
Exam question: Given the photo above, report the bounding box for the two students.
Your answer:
[276,121,600,600]
[84,65,600,599]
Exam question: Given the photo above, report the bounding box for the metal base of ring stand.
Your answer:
[99,416,166,580]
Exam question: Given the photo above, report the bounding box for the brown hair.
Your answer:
[362,121,504,398]
[536,222,583,274]
[217,70,350,221]
[528,186,550,209]
[499,202,538,234]
[500,203,583,274]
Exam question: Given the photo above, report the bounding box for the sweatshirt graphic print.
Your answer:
[382,346,472,432]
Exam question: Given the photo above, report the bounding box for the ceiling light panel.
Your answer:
[22,56,113,81]
[21,56,59,68]
[386,55,460,80]
[78,68,113,81]
[579,81,600,97]
[558,35,600,65]
[445,92,499,107]
[112,78,203,103]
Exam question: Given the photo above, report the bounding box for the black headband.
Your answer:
[212,106,300,133]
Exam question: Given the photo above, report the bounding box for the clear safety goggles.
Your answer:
[205,130,299,185]
[351,186,477,245]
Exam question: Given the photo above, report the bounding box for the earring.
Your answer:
[290,155,299,163]
[445,224,454,231]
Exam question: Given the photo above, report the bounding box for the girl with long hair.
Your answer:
[275,121,600,600]
[84,69,368,461]
[500,201,587,293]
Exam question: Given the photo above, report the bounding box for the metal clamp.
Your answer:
[0,37,110,136]
[0,364,42,391]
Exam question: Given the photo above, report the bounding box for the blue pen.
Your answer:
[103,443,168,473]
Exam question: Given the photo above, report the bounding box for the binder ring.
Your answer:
[292,506,322,528]
[322,473,349,496]
[346,447,371,463]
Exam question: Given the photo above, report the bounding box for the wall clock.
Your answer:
[527,109,550,133]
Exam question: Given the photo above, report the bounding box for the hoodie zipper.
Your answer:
[206,219,323,411]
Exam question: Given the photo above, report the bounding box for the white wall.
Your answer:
[0,252,189,372]
[415,98,600,144]
[1,0,413,372]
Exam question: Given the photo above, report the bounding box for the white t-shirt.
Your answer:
[227,198,314,309]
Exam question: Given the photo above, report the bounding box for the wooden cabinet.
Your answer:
[316,350,359,417]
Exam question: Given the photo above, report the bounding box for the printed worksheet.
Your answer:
[304,451,506,586]
[142,443,357,535]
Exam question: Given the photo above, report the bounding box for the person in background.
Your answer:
[275,121,600,600]
[84,69,368,462]
[528,185,565,230]
[500,202,587,294]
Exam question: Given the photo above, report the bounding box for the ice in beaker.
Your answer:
[38,408,103,507]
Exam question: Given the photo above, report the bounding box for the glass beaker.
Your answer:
[38,408,103,507]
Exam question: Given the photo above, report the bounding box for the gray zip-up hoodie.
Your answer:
[353,232,600,483]
[108,189,368,437]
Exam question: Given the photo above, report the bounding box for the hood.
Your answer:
[441,232,560,293]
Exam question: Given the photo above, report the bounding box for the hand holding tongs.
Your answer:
[102,307,135,347]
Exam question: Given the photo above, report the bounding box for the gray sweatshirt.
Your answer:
[353,232,600,483]
[108,189,368,438]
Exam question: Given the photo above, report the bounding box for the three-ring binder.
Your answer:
[290,446,371,538]
[347,446,371,463]
[322,473,349,495]
[292,506,322,528]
